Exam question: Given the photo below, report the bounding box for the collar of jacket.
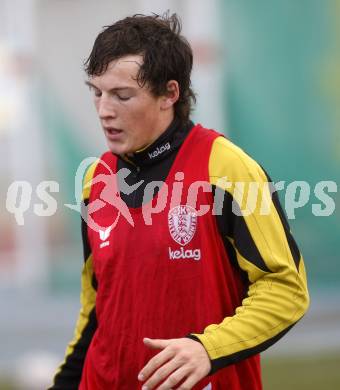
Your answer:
[117,118,194,167]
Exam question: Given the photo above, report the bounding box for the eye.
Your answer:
[93,89,102,97]
[117,95,131,101]
[88,85,102,97]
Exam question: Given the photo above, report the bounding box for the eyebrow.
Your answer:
[85,80,133,92]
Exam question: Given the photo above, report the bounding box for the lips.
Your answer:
[104,127,123,139]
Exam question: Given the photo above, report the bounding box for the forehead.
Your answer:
[90,54,144,89]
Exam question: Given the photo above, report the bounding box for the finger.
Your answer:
[138,348,175,382]
[176,371,201,390]
[141,357,183,390]
[143,338,171,350]
[157,365,191,390]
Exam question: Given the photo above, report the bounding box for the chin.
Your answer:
[106,141,129,156]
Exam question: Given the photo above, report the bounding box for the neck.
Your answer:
[121,117,194,167]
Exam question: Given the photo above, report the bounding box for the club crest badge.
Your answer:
[168,205,198,246]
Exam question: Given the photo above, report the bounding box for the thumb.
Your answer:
[143,338,171,350]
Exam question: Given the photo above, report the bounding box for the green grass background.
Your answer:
[262,354,340,389]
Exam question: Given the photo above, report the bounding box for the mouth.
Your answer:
[104,127,123,139]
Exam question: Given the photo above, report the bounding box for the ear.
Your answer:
[160,80,180,110]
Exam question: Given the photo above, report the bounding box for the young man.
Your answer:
[49,13,309,390]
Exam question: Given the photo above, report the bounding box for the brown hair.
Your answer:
[84,12,196,123]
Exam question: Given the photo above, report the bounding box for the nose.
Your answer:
[97,95,117,120]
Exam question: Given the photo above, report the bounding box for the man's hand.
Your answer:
[138,337,211,390]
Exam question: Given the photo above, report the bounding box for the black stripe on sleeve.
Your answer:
[208,323,295,374]
[48,308,97,390]
[262,171,301,270]
[212,186,271,273]
[81,200,91,261]
[92,273,98,291]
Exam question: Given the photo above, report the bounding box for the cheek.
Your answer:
[127,107,154,131]
[130,102,149,118]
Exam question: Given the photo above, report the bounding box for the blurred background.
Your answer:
[0,0,339,389]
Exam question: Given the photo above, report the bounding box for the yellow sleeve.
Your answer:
[191,136,309,370]
[49,160,99,389]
